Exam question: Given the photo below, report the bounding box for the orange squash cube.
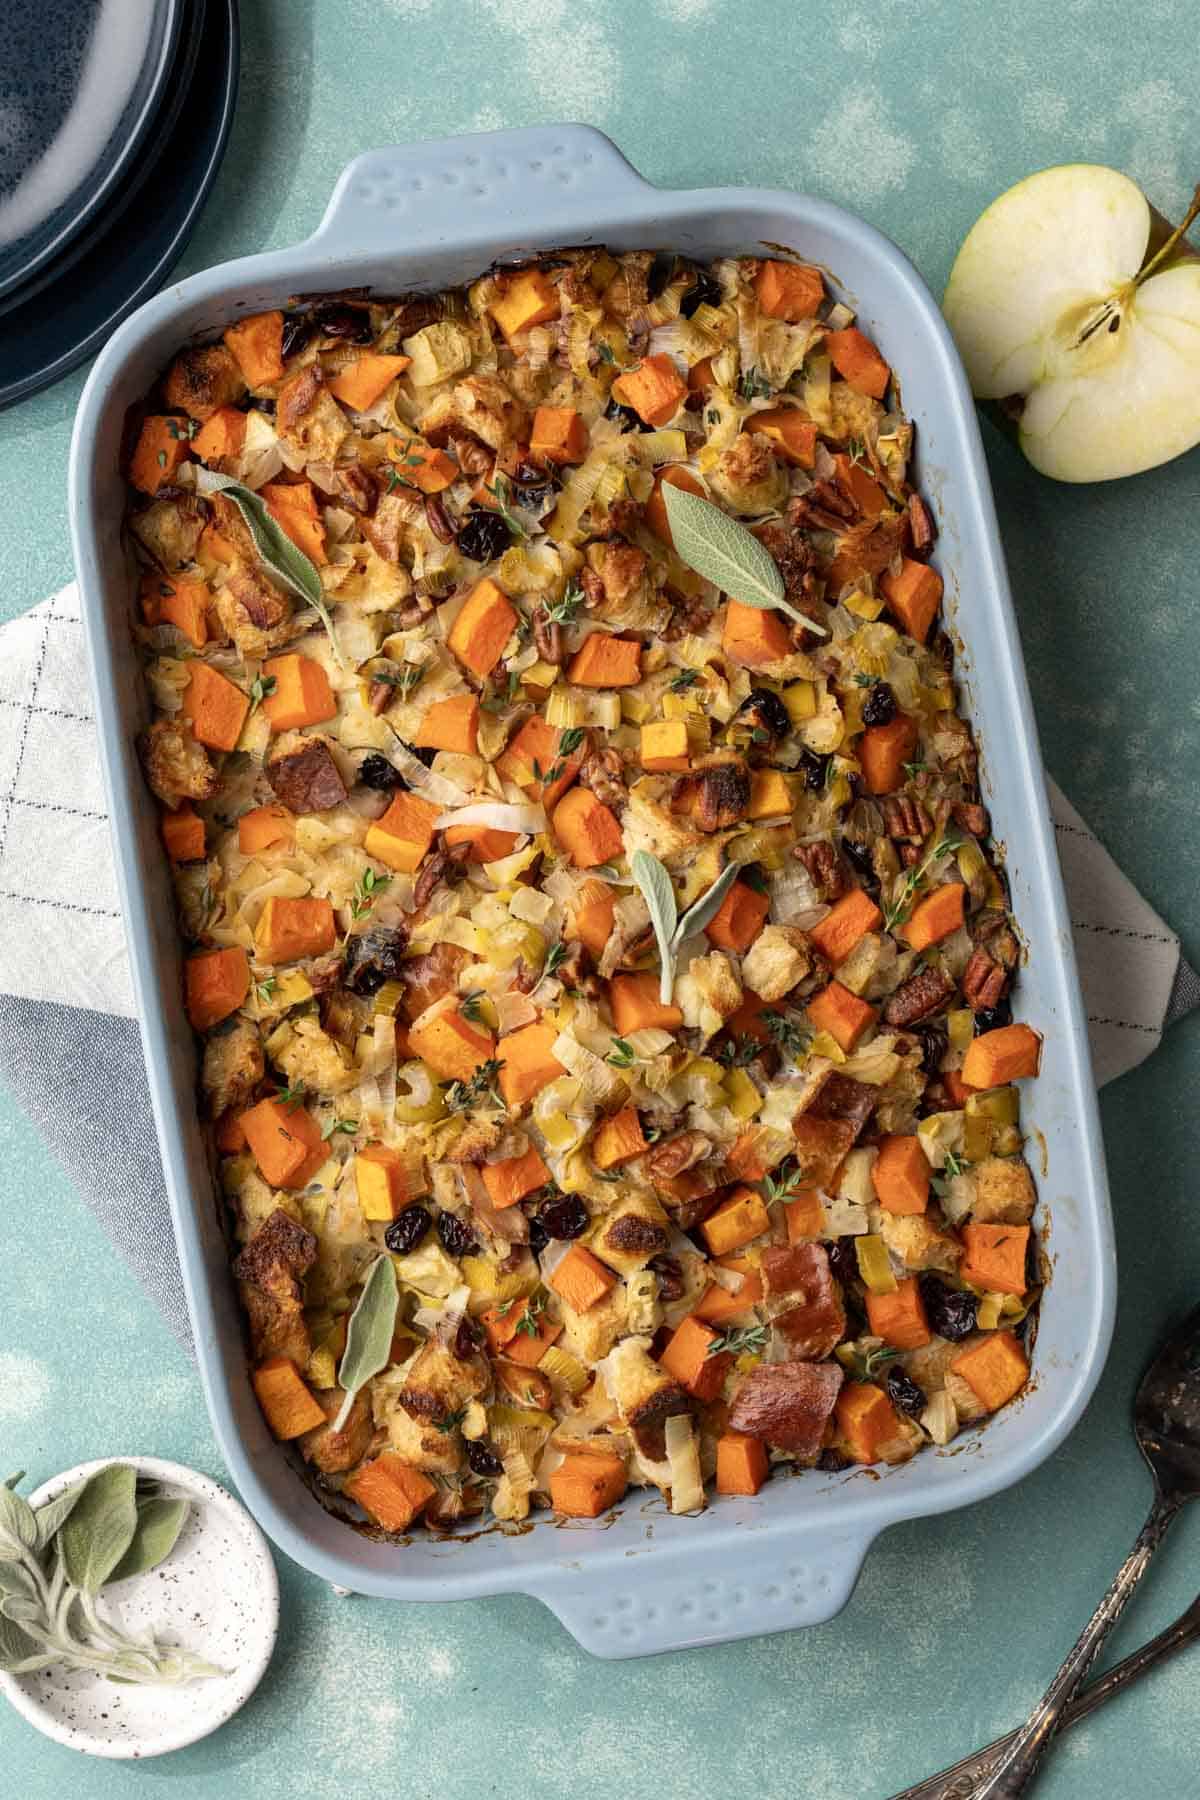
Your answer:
[860,712,920,795]
[130,414,192,495]
[481,1142,551,1209]
[254,895,336,964]
[443,822,519,864]
[356,1145,415,1222]
[755,260,825,320]
[640,720,690,773]
[241,1095,327,1188]
[260,652,337,732]
[489,268,559,345]
[806,980,877,1053]
[591,1106,648,1170]
[872,1135,930,1216]
[448,577,518,679]
[566,635,642,688]
[608,972,683,1035]
[961,1223,1030,1296]
[567,879,616,958]
[723,597,791,667]
[808,888,883,963]
[497,714,585,810]
[343,1453,436,1532]
[716,1431,770,1496]
[530,405,588,464]
[962,1023,1042,1088]
[497,1021,565,1108]
[552,786,624,869]
[836,1381,902,1463]
[408,1003,496,1083]
[952,1330,1029,1412]
[549,1452,627,1517]
[748,768,794,820]
[644,465,705,545]
[161,805,205,862]
[238,804,294,854]
[252,1355,327,1439]
[223,311,285,386]
[660,1315,731,1402]
[548,1244,617,1314]
[327,353,411,411]
[826,327,891,399]
[363,789,441,873]
[694,1257,763,1323]
[261,479,327,566]
[141,572,210,649]
[747,408,818,468]
[184,946,249,1031]
[704,880,770,953]
[901,882,965,951]
[866,1278,931,1350]
[182,661,250,752]
[413,693,479,756]
[880,557,943,645]
[611,353,687,428]
[701,1186,770,1256]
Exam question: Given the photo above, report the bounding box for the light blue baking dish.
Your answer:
[69,124,1115,1658]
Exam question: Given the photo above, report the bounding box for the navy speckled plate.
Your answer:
[0,0,238,409]
[0,0,181,302]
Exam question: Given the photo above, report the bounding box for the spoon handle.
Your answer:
[968,1493,1182,1798]
[887,1594,1200,1800]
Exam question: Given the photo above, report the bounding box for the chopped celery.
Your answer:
[855,1233,898,1295]
[947,1008,975,1053]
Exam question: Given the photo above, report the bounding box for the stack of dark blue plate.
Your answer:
[0,0,239,407]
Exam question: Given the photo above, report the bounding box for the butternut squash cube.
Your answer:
[608,972,683,1035]
[448,577,518,679]
[408,1003,496,1083]
[356,1145,415,1221]
[641,720,691,772]
[549,1244,617,1313]
[343,1453,436,1532]
[952,1330,1029,1412]
[701,1186,770,1256]
[530,405,588,464]
[254,896,336,964]
[498,1021,566,1108]
[747,767,795,820]
[241,1096,327,1188]
[252,1355,327,1440]
[260,653,337,732]
[723,597,791,668]
[481,1142,551,1209]
[413,693,479,756]
[591,1106,648,1170]
[552,786,624,869]
[489,268,560,345]
[363,789,440,873]
[566,634,642,688]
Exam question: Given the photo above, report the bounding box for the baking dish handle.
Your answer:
[534,1526,874,1658]
[309,124,656,254]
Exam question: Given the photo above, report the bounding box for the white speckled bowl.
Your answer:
[0,1456,278,1758]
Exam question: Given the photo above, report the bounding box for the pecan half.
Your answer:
[579,744,626,812]
[882,964,956,1027]
[882,793,932,842]
[907,492,936,555]
[795,840,846,901]
[412,839,471,910]
[694,761,750,832]
[424,494,456,543]
[532,606,563,666]
[962,946,1009,1012]
[645,1131,712,1182]
[952,800,989,838]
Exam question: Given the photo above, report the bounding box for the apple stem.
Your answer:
[1136,182,1200,288]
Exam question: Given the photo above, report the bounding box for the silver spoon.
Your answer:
[889,1593,1200,1799]
[891,1303,1200,1800]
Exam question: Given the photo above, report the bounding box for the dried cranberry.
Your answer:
[861,681,897,728]
[919,1275,978,1343]
[739,688,791,740]
[886,1365,927,1417]
[455,1316,482,1359]
[681,269,721,319]
[827,1236,860,1289]
[466,1440,504,1478]
[648,1253,684,1302]
[456,508,511,564]
[605,394,647,432]
[975,999,1013,1033]
[798,748,830,791]
[343,925,408,996]
[384,1204,432,1256]
[313,300,372,342]
[539,1193,589,1240]
[527,1214,550,1258]
[437,1212,478,1258]
[279,312,314,360]
[359,752,402,791]
[646,251,677,301]
[913,1022,948,1076]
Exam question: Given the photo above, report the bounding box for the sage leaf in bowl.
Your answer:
[662,482,827,634]
[0,1466,222,1684]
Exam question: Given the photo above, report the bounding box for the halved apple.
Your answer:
[943,165,1200,482]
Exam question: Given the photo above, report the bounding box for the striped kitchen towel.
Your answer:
[0,584,1195,1348]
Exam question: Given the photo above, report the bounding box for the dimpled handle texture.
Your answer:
[311,124,652,251]
[538,1532,872,1658]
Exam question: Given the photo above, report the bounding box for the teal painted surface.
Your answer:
[1,1,1199,1793]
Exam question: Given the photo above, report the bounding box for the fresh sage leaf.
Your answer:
[672,861,743,947]
[0,1611,46,1672]
[59,1464,138,1596]
[195,470,346,668]
[631,850,679,1004]
[0,1480,37,1559]
[33,1480,89,1553]
[109,1498,189,1584]
[334,1255,399,1431]
[662,483,827,635]
[3,1472,25,1491]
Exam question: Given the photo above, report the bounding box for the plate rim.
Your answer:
[0,0,184,302]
